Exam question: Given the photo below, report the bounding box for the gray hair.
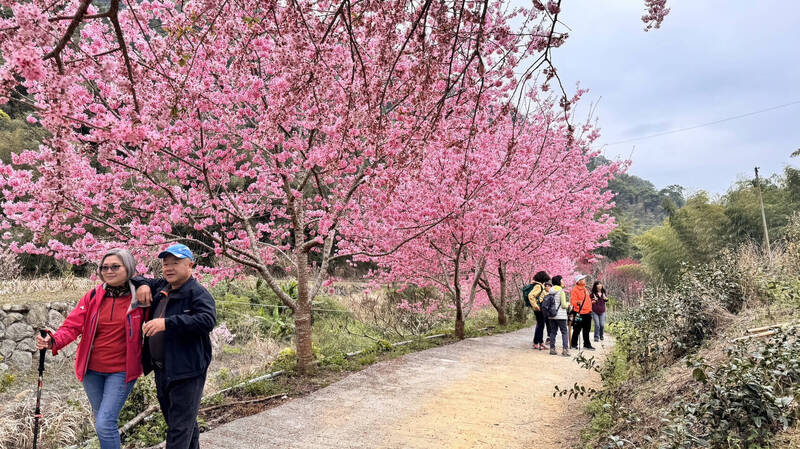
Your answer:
[99,248,137,283]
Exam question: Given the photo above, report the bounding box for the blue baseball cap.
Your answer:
[158,244,194,261]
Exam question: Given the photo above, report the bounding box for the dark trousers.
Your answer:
[548,319,568,350]
[533,310,546,344]
[571,313,593,348]
[155,369,206,449]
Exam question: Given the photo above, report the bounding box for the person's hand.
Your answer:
[36,333,52,350]
[136,285,153,306]
[143,318,166,337]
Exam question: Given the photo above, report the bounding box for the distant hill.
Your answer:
[593,156,685,232]
[591,157,686,261]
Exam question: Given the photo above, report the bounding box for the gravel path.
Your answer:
[201,327,610,449]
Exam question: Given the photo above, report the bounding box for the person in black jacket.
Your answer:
[136,244,216,449]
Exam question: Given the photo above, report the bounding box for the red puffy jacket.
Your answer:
[49,284,145,383]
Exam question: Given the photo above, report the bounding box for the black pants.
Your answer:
[155,369,206,449]
[533,310,546,344]
[571,313,593,349]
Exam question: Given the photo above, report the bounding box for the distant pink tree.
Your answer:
[598,259,649,307]
[343,89,622,336]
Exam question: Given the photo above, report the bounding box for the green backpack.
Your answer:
[521,284,534,307]
[521,283,544,309]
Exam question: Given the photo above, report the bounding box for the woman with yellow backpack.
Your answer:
[528,271,551,350]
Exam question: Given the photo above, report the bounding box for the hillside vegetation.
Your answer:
[576,155,800,448]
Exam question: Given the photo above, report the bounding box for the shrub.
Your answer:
[0,247,21,281]
[660,328,800,448]
[0,373,14,393]
[120,375,167,447]
[210,323,236,352]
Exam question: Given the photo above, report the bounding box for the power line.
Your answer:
[604,99,800,147]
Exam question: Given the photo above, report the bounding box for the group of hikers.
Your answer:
[525,271,608,356]
[34,244,215,449]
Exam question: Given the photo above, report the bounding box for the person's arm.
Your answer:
[560,291,569,309]
[48,287,95,354]
[570,288,579,311]
[164,288,217,337]
[130,276,167,306]
[130,276,165,291]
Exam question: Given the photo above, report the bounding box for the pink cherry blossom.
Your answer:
[0,0,664,368]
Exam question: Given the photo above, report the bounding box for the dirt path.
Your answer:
[201,327,610,449]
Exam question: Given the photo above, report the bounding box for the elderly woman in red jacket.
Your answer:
[35,248,147,449]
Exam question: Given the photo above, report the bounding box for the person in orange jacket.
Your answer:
[570,274,595,351]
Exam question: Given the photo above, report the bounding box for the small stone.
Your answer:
[27,304,48,328]
[0,363,8,372]
[4,304,28,313]
[48,310,64,330]
[9,351,32,369]
[0,321,5,339]
[0,310,6,321]
[51,302,71,313]
[5,322,34,341]
[0,340,15,359]
[15,339,37,352]
[4,313,23,325]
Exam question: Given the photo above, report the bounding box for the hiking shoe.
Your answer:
[570,346,578,350]
[594,338,599,342]
[550,348,557,355]
[584,346,596,351]
[562,349,570,357]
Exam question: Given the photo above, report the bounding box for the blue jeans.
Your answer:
[548,319,569,350]
[82,370,136,449]
[592,312,606,341]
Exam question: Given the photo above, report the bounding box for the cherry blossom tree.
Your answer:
[342,89,622,337]
[0,0,668,368]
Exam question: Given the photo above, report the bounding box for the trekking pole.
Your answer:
[33,330,47,449]
[567,316,572,346]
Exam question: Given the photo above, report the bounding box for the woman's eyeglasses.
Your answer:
[99,264,123,273]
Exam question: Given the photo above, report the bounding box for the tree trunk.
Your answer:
[455,304,465,339]
[453,245,465,340]
[496,303,508,326]
[513,295,527,323]
[481,277,507,326]
[294,251,314,372]
[497,263,508,325]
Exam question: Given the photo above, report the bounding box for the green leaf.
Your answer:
[692,367,708,383]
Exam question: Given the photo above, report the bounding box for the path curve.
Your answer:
[201,327,610,449]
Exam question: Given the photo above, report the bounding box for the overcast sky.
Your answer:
[523,0,800,195]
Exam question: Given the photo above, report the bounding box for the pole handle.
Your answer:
[37,330,47,374]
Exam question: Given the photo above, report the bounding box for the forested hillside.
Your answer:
[592,157,685,261]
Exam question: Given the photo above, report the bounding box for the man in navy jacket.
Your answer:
[137,244,216,449]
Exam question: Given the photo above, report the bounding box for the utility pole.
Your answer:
[754,167,772,264]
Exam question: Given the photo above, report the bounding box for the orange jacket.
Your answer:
[570,286,592,314]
